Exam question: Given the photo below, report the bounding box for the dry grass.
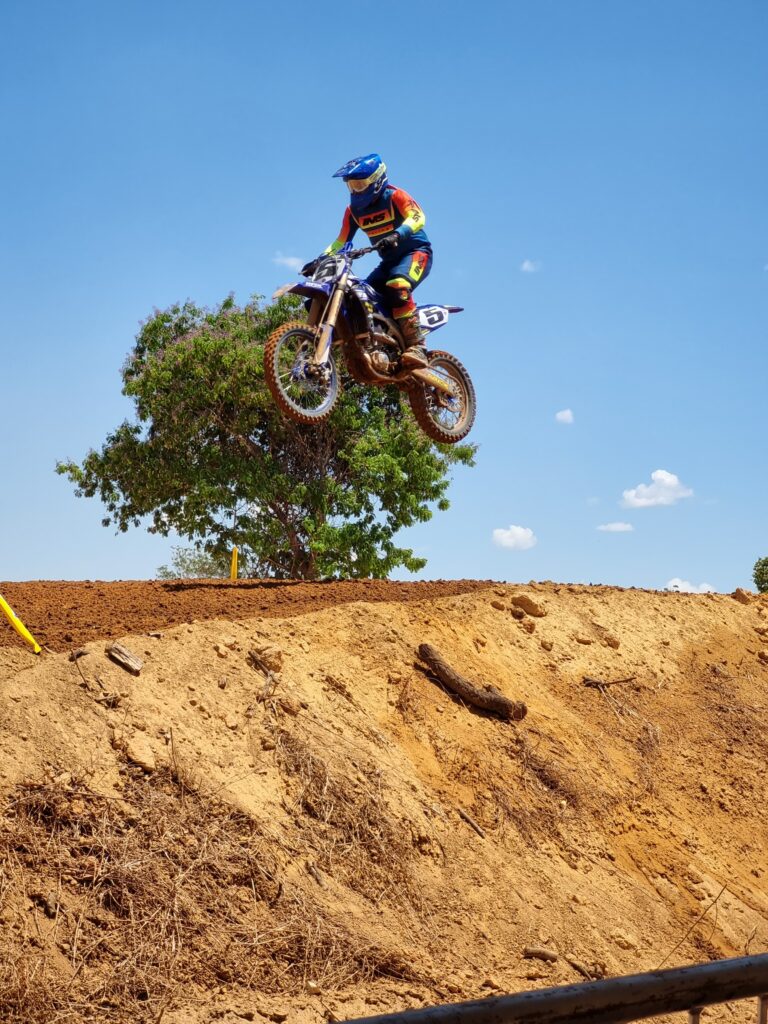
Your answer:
[472,733,584,843]
[0,765,419,1024]
[514,736,580,805]
[274,730,416,908]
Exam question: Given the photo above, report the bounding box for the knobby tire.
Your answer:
[408,349,476,444]
[263,320,339,424]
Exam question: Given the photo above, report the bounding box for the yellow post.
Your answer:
[230,546,238,581]
[0,593,42,654]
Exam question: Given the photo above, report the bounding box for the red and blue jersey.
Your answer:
[324,185,431,258]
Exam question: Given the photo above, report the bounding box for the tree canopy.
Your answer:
[57,295,475,579]
[754,557,768,594]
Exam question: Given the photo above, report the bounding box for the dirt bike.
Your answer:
[267,243,476,443]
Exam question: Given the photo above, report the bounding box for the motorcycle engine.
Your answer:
[370,350,391,374]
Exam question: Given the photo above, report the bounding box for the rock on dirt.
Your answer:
[112,729,156,772]
[510,594,547,617]
[252,644,284,673]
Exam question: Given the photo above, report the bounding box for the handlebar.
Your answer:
[300,246,376,278]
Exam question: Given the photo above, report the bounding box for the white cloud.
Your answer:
[622,469,693,508]
[520,259,542,273]
[597,522,634,532]
[272,252,303,272]
[492,525,537,550]
[666,577,715,594]
[555,408,574,425]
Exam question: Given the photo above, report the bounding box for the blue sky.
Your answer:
[1,0,765,591]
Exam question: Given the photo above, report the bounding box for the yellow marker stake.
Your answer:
[230,546,238,581]
[0,593,42,654]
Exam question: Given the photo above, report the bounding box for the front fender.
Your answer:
[272,281,334,301]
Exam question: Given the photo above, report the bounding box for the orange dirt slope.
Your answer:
[0,578,492,652]
[1,580,767,1024]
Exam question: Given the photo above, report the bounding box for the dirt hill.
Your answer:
[1,580,767,1024]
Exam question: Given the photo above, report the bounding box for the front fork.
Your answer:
[312,270,349,365]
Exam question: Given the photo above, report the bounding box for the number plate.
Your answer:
[418,305,449,330]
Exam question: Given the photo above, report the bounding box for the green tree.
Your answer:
[156,545,231,580]
[58,294,475,579]
[754,557,768,594]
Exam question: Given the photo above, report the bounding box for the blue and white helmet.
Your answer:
[333,153,388,213]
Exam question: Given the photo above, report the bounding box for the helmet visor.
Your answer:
[346,176,374,193]
[345,165,385,193]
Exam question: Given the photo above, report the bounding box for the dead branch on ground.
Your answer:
[583,675,636,688]
[457,808,486,839]
[417,644,527,721]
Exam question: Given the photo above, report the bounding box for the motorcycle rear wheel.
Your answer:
[408,350,476,443]
[264,321,340,423]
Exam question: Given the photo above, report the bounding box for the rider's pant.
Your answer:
[366,248,432,324]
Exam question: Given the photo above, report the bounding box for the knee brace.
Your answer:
[384,276,415,319]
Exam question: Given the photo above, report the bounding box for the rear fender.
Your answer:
[417,304,463,335]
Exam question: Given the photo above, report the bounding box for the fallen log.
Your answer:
[524,946,559,963]
[106,642,142,676]
[417,644,527,721]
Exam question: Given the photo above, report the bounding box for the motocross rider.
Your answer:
[302,154,432,369]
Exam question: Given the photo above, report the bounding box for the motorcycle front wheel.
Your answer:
[264,321,340,424]
[408,350,476,443]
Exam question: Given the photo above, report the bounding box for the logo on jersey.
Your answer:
[358,204,395,237]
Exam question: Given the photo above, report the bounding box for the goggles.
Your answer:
[345,165,384,193]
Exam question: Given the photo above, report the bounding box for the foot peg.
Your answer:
[401,346,429,369]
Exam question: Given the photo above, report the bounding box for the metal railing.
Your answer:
[342,954,768,1024]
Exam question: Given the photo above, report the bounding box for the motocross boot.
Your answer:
[398,312,429,369]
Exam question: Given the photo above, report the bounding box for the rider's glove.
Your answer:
[300,259,320,277]
[375,233,400,256]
